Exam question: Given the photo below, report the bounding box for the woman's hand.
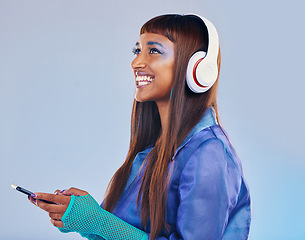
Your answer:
[28,187,89,228]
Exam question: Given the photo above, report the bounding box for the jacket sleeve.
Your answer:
[156,138,243,240]
[58,194,148,240]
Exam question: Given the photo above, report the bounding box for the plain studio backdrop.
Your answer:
[1,0,304,239]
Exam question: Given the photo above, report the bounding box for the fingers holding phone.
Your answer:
[12,184,90,228]
[30,192,71,228]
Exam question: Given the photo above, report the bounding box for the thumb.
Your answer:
[62,187,88,196]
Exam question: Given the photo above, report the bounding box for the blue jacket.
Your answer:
[108,108,251,239]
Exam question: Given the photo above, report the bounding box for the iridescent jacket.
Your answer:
[106,108,251,239]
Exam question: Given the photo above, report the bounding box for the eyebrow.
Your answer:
[135,41,165,48]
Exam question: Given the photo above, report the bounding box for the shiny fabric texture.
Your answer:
[103,108,251,239]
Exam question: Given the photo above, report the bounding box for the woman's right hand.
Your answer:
[28,187,89,228]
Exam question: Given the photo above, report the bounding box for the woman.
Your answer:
[29,14,251,239]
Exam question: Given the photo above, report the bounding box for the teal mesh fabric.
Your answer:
[58,194,148,240]
[80,232,104,240]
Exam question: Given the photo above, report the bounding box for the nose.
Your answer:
[131,54,147,70]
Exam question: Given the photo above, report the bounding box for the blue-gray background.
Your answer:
[1,0,304,239]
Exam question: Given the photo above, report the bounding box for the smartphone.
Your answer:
[11,184,57,204]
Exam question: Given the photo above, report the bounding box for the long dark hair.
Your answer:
[103,14,221,239]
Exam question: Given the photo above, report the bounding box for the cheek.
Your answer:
[159,62,174,87]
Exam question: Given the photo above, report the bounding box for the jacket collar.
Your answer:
[173,107,217,159]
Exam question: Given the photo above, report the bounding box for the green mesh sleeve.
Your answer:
[58,194,148,240]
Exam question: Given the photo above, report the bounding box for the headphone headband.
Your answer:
[198,15,219,66]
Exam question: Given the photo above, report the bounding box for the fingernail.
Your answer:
[30,193,37,198]
[28,195,37,204]
[55,192,59,195]
[60,189,66,193]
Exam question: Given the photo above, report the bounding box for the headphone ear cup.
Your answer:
[186,51,218,93]
[186,51,207,93]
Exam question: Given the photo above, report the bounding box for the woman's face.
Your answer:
[131,33,175,107]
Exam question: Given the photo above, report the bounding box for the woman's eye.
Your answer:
[149,48,162,54]
[132,48,141,55]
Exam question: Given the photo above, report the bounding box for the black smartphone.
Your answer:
[11,184,57,204]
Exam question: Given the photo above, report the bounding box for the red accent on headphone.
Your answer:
[193,58,208,88]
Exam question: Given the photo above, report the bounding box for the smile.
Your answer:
[136,75,154,87]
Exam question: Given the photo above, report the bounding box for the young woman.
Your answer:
[30,14,251,240]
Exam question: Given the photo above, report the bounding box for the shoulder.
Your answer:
[176,126,245,203]
[177,125,241,169]
[174,125,244,190]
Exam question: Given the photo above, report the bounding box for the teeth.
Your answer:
[136,75,154,85]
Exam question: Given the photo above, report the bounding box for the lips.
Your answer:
[135,72,154,87]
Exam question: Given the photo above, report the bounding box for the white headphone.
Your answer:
[186,15,220,93]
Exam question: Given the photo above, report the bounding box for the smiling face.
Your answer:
[131,33,175,108]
